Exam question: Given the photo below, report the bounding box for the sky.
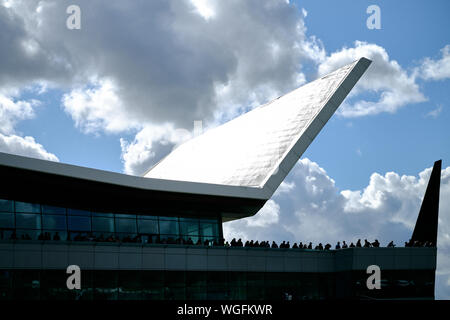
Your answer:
[0,0,449,298]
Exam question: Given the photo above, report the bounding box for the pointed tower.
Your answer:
[411,160,442,247]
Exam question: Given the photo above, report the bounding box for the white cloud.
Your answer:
[223,200,280,241]
[0,133,58,161]
[418,45,450,81]
[318,41,426,117]
[62,78,141,134]
[0,92,38,134]
[190,0,215,20]
[120,124,193,176]
[2,0,323,134]
[426,104,443,119]
[0,91,57,162]
[223,158,450,299]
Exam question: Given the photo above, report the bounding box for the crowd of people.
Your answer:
[1,229,435,249]
[226,238,434,249]
[226,238,390,250]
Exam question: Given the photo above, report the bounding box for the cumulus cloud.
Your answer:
[62,78,140,134]
[0,133,58,161]
[318,41,426,117]
[0,90,57,161]
[0,92,38,134]
[417,45,450,81]
[2,0,322,133]
[223,159,450,299]
[120,124,194,176]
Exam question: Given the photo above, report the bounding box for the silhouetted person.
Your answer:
[363,239,371,248]
[356,239,362,247]
[231,238,236,247]
[349,242,355,248]
[299,242,304,249]
[372,239,380,248]
[324,243,331,250]
[307,242,312,249]
[271,241,278,248]
[286,241,290,249]
[335,242,341,250]
[237,239,243,247]
[387,241,395,248]
[342,241,348,249]
[280,241,286,248]
[405,239,413,247]
[254,240,259,247]
[292,243,298,249]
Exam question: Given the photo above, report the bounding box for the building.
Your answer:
[0,58,440,300]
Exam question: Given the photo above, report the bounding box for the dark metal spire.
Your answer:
[411,160,442,246]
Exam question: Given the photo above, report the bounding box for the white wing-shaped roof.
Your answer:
[145,58,371,198]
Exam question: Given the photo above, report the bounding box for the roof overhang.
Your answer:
[0,152,265,221]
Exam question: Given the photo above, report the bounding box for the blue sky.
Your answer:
[299,0,450,189]
[1,0,450,298]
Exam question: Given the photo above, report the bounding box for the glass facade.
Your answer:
[0,269,434,300]
[0,198,221,244]
[0,270,334,300]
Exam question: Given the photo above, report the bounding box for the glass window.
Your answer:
[118,271,142,300]
[92,217,114,233]
[159,219,178,235]
[115,218,136,233]
[68,216,91,232]
[200,222,217,238]
[16,229,40,240]
[180,220,200,237]
[186,272,207,287]
[42,215,66,230]
[93,271,118,300]
[16,213,41,229]
[68,208,91,216]
[116,214,136,219]
[159,216,178,221]
[92,212,114,217]
[0,199,14,212]
[139,214,158,220]
[138,219,158,234]
[15,202,40,213]
[0,212,14,229]
[42,205,66,215]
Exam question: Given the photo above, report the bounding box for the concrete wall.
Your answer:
[0,241,437,272]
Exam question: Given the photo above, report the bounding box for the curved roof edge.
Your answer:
[0,151,267,200]
[262,57,372,198]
